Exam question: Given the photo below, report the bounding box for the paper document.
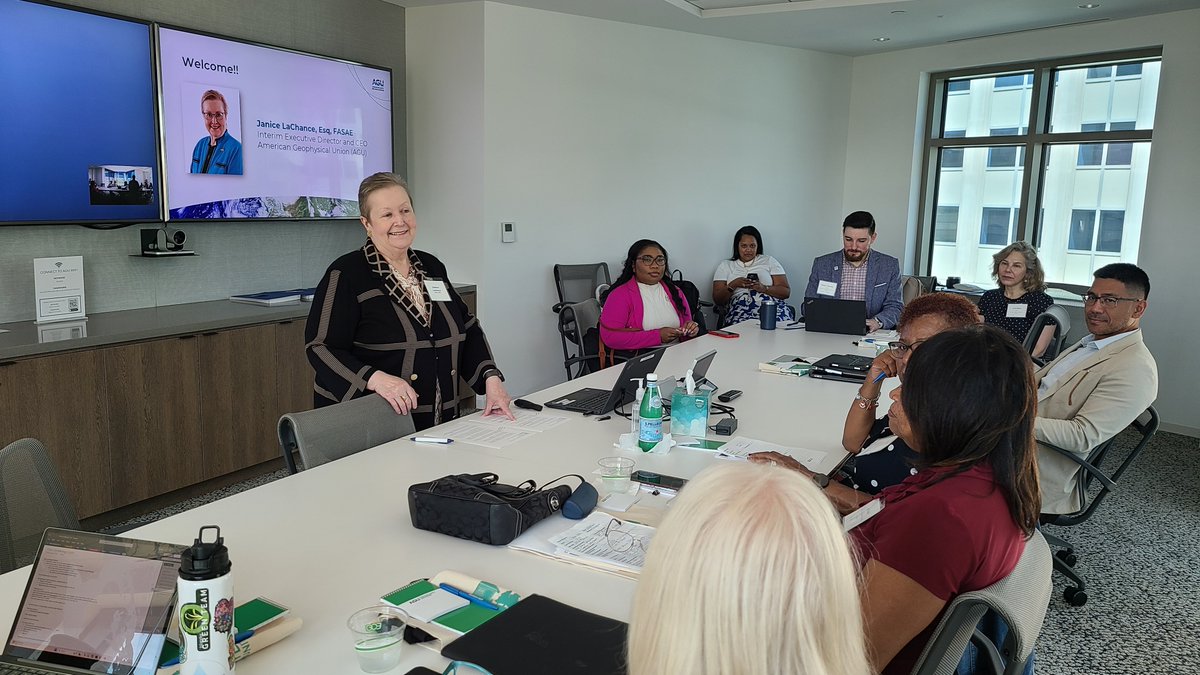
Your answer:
[436,420,538,449]
[547,512,654,572]
[717,436,827,470]
[472,408,571,433]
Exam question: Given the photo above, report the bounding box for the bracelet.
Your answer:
[854,393,879,409]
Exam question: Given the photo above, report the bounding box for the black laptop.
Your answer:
[809,353,874,383]
[1,528,185,675]
[803,297,867,336]
[545,348,665,415]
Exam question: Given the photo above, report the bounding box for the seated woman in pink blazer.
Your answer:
[600,239,699,353]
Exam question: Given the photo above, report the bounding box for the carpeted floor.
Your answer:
[104,430,1200,674]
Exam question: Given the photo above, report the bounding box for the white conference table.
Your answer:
[0,321,888,674]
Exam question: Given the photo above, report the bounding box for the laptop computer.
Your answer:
[2,528,185,675]
[803,297,868,336]
[659,349,719,400]
[545,348,665,415]
[809,353,874,384]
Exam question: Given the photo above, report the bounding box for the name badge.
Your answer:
[423,279,453,302]
[842,498,884,532]
[817,280,838,297]
[1006,304,1028,318]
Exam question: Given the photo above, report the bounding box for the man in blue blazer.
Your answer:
[804,211,903,330]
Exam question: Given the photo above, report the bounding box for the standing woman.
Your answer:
[599,239,699,352]
[712,226,794,325]
[305,172,514,431]
[978,242,1054,355]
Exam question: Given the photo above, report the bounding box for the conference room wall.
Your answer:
[406,2,853,398]
[0,0,407,324]
[841,9,1200,437]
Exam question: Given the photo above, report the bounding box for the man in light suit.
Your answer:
[1035,263,1158,514]
[804,211,903,330]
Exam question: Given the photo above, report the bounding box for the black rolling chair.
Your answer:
[551,263,611,314]
[1023,304,1071,365]
[557,298,602,380]
[1039,406,1159,606]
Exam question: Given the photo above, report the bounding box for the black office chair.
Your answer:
[1023,304,1071,365]
[551,263,611,314]
[557,298,602,380]
[1039,406,1159,606]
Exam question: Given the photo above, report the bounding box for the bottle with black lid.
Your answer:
[177,525,235,675]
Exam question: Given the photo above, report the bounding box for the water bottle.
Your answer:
[638,374,664,451]
[760,299,777,330]
[630,378,644,437]
[178,526,235,675]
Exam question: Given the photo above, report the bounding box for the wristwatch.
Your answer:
[812,473,831,489]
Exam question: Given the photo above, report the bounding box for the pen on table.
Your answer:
[439,583,501,610]
[411,436,453,444]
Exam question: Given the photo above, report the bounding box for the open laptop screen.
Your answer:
[5,528,184,674]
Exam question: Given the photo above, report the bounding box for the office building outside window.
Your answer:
[918,51,1160,286]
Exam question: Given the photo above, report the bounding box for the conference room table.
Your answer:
[0,320,892,674]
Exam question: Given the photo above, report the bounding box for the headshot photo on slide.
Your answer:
[187,85,243,175]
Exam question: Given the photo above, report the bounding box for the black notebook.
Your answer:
[441,594,627,675]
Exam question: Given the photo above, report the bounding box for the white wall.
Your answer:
[407,1,852,398]
[843,10,1200,435]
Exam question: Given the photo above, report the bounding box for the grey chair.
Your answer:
[901,275,936,304]
[551,263,611,314]
[278,394,416,474]
[1040,406,1158,606]
[1022,304,1071,364]
[912,530,1053,675]
[557,298,602,380]
[0,438,81,573]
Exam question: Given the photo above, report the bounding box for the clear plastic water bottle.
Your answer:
[630,378,644,437]
[638,374,663,451]
[178,526,235,675]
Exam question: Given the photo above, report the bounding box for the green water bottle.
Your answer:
[638,373,663,451]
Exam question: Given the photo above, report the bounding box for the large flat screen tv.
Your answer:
[157,26,393,221]
[0,0,161,225]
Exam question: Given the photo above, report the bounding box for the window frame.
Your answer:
[915,48,1160,276]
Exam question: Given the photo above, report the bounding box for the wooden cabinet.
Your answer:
[0,351,112,517]
[104,337,203,507]
[274,320,312,417]
[198,325,281,476]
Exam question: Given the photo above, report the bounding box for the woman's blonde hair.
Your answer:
[991,241,1047,292]
[628,463,870,675]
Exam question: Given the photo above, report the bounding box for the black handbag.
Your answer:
[408,473,575,545]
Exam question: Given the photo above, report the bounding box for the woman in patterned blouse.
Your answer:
[977,241,1055,356]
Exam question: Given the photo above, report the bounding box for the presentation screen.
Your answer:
[158,27,393,220]
[0,0,161,225]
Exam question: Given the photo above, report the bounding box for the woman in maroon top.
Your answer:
[851,325,1042,674]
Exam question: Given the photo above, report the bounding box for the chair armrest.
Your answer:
[1040,442,1117,491]
[551,302,567,314]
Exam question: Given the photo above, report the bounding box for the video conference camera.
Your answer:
[140,226,191,256]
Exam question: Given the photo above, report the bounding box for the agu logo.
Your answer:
[371,78,386,91]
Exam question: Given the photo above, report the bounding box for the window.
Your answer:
[935,206,959,243]
[921,52,1160,286]
[980,208,1018,245]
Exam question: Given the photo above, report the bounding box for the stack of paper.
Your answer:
[716,436,829,471]
[435,409,570,449]
[508,513,655,580]
[758,354,813,376]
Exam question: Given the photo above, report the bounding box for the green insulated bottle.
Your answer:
[638,373,663,451]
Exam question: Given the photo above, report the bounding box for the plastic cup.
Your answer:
[598,457,635,494]
[347,605,408,673]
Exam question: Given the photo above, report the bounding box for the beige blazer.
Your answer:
[1034,329,1158,514]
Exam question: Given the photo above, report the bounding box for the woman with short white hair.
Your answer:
[627,462,869,675]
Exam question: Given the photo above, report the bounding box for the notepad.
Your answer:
[381,580,502,635]
[397,588,469,623]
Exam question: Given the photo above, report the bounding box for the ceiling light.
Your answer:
[874,37,891,42]
[1078,3,1100,8]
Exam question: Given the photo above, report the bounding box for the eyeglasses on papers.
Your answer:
[604,518,647,553]
[1081,292,1141,307]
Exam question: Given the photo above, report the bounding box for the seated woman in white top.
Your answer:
[712,226,794,325]
[599,239,699,353]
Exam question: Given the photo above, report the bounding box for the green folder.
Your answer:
[381,579,504,634]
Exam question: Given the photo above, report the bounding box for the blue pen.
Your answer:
[872,371,887,384]
[439,583,500,610]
